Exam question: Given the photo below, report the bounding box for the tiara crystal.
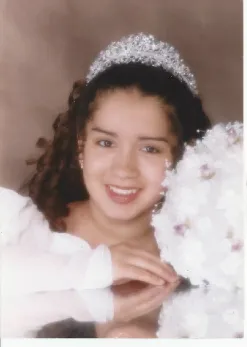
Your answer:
[86,33,198,95]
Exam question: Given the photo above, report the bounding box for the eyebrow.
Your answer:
[91,126,117,137]
[91,126,169,143]
[138,136,169,144]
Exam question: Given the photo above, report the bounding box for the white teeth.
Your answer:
[109,185,138,195]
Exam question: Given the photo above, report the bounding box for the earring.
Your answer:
[78,153,84,169]
[152,190,166,214]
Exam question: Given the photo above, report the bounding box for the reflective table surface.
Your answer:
[37,281,173,338]
[3,280,181,338]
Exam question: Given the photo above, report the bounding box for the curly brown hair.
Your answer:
[25,80,89,230]
[24,63,211,230]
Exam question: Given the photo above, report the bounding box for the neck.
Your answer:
[88,200,153,246]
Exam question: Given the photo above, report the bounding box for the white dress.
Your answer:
[0,187,113,337]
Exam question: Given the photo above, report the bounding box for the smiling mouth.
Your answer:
[108,185,138,194]
[105,185,140,204]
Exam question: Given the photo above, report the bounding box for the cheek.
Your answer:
[84,157,105,177]
[141,158,167,189]
[83,145,111,176]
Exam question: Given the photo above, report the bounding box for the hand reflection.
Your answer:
[112,280,179,323]
[96,279,180,338]
[2,280,179,338]
[103,321,157,338]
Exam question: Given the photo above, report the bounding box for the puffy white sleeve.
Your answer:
[2,288,114,337]
[0,187,113,296]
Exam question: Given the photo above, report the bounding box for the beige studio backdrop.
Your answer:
[0,0,243,190]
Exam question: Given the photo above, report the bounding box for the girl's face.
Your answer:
[82,88,177,222]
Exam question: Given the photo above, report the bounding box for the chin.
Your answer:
[103,208,140,222]
[102,203,152,222]
[91,190,155,221]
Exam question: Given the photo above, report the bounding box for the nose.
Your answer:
[111,147,139,179]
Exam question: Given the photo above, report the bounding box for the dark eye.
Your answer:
[97,140,113,148]
[143,146,159,154]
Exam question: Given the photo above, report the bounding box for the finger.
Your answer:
[140,250,177,275]
[117,243,177,277]
[127,284,163,303]
[133,290,169,317]
[126,255,177,283]
[134,280,180,309]
[131,249,178,278]
[133,288,172,317]
[125,265,165,286]
[164,278,181,293]
[128,284,169,305]
[125,282,178,320]
[118,285,165,321]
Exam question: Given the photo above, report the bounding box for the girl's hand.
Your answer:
[109,243,178,286]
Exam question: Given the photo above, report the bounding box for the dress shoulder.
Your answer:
[0,187,51,248]
[0,187,91,252]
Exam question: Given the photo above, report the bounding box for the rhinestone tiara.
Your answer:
[86,33,198,95]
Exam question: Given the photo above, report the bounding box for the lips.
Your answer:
[105,185,140,204]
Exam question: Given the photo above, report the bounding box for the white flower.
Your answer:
[219,253,242,276]
[154,122,244,338]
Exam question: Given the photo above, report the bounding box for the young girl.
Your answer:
[27,33,210,250]
[1,33,211,336]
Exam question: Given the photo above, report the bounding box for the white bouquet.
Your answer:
[153,122,244,338]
